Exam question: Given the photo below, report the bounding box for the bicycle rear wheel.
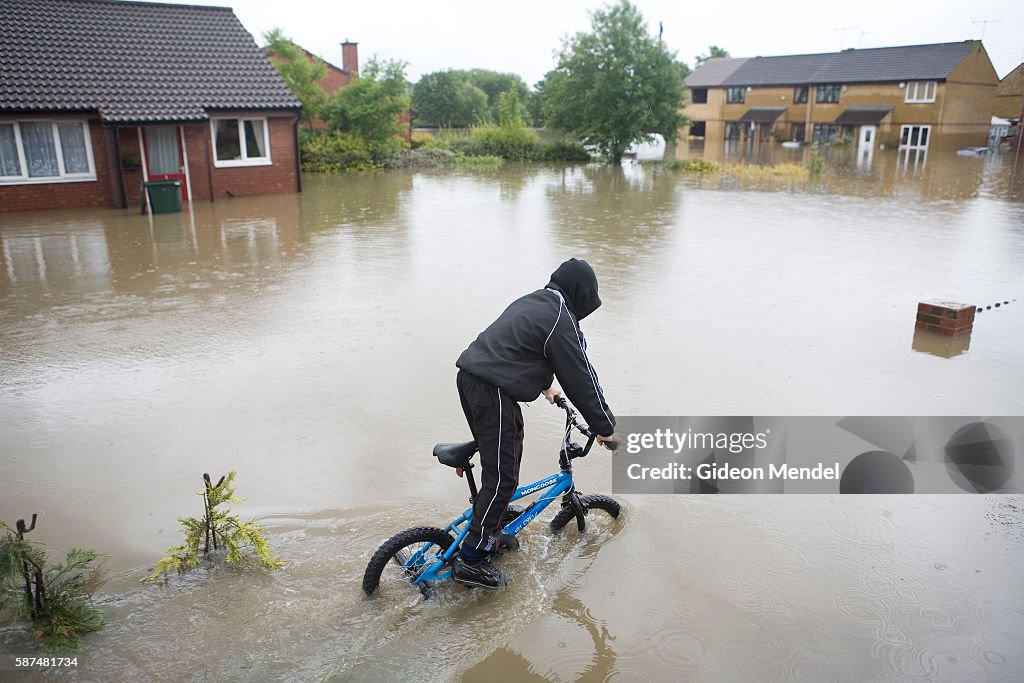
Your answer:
[362,526,454,597]
[549,494,621,532]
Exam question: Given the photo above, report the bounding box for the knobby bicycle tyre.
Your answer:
[549,494,621,532]
[362,526,454,596]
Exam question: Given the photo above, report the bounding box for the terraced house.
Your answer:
[0,0,302,212]
[684,41,998,154]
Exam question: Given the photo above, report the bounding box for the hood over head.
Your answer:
[546,258,601,320]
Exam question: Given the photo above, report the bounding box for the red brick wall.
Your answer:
[198,115,300,200]
[2,115,299,212]
[0,119,113,212]
[320,62,355,94]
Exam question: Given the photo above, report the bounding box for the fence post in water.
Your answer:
[915,301,975,336]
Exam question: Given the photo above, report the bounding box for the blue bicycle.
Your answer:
[362,396,620,597]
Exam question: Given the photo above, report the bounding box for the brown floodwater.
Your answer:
[1,146,1023,681]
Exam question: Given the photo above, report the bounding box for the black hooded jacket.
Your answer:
[456,259,615,436]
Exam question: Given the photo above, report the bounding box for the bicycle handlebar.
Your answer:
[553,395,618,452]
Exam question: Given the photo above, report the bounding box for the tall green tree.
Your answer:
[264,28,328,127]
[465,70,532,124]
[327,58,411,158]
[498,88,526,128]
[695,45,730,67]
[413,71,489,127]
[542,1,687,163]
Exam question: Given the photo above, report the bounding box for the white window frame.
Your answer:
[899,124,931,150]
[904,81,937,104]
[0,119,97,185]
[210,117,272,168]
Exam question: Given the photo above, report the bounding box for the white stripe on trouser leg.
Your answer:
[476,387,502,550]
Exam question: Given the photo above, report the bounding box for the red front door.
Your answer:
[144,126,187,202]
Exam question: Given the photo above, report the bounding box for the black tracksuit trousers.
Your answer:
[457,369,524,553]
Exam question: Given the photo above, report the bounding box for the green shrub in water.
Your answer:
[147,471,284,582]
[300,131,374,172]
[0,516,105,652]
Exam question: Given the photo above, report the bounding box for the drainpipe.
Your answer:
[1015,93,1023,168]
[293,114,302,193]
[111,124,127,209]
[805,84,813,142]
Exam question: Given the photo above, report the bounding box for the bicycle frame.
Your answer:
[397,396,600,590]
[406,468,576,585]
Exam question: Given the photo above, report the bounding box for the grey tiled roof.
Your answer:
[722,54,827,87]
[810,43,976,83]
[0,0,301,122]
[685,58,750,88]
[689,42,979,88]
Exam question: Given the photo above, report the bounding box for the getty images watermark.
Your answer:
[611,417,1021,494]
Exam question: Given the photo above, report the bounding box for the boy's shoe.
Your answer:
[451,555,510,589]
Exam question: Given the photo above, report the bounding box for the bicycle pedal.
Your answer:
[498,533,520,552]
[501,505,526,526]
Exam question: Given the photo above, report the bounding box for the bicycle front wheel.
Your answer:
[549,494,621,532]
[362,526,454,597]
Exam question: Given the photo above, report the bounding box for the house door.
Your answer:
[857,125,876,168]
[858,125,876,151]
[144,126,187,202]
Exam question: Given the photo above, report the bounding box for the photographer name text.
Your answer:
[626,462,841,481]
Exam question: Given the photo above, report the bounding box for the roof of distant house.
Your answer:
[686,42,981,88]
[0,0,301,123]
[685,58,750,88]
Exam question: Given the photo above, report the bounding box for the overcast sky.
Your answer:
[172,0,1022,84]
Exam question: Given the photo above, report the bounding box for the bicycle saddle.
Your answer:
[433,441,478,469]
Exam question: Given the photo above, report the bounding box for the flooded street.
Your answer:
[2,148,1023,680]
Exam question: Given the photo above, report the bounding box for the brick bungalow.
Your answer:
[0,0,302,213]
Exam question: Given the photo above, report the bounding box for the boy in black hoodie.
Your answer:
[452,258,617,588]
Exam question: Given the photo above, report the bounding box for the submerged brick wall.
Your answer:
[915,301,976,336]
[203,116,299,200]
[0,119,113,212]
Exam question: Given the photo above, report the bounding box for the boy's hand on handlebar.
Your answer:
[543,384,562,404]
[597,434,621,452]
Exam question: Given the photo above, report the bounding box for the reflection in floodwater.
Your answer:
[1,159,1023,680]
[911,327,972,358]
[679,139,1024,202]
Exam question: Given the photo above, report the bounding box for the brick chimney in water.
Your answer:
[341,40,359,78]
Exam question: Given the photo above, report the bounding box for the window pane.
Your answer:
[919,127,929,145]
[243,120,266,158]
[214,119,241,161]
[58,122,90,174]
[21,122,59,177]
[927,82,935,100]
[0,123,21,176]
[145,127,180,174]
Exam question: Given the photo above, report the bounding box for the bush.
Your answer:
[672,158,719,173]
[410,131,435,149]
[1,516,105,652]
[539,140,592,162]
[456,154,505,167]
[382,148,457,169]
[300,131,374,172]
[147,471,284,582]
[467,123,543,160]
